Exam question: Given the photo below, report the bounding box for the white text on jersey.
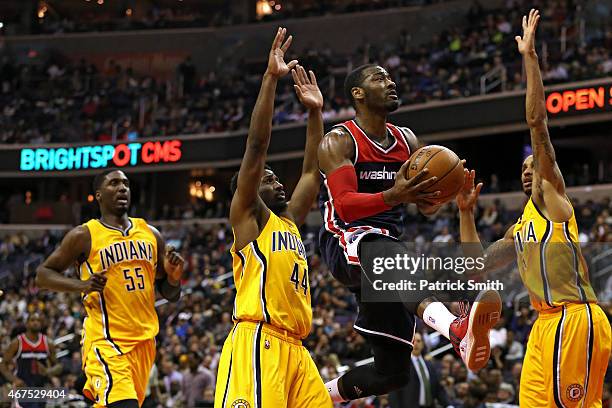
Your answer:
[271,231,307,259]
[99,240,154,271]
[359,166,397,180]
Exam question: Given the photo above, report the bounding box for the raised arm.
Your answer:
[35,226,107,294]
[230,27,298,244]
[318,129,439,223]
[456,169,516,273]
[286,66,324,226]
[517,10,571,221]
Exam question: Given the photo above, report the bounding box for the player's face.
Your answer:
[412,333,424,355]
[97,170,131,215]
[521,155,534,196]
[259,169,288,214]
[26,314,42,333]
[361,66,400,112]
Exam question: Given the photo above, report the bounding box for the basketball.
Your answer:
[407,145,465,204]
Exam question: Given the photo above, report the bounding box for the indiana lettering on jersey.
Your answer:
[514,220,538,253]
[359,166,397,180]
[99,240,154,270]
[271,231,307,259]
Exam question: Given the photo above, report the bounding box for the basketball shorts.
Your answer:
[214,321,333,408]
[82,338,156,407]
[319,228,417,346]
[520,303,611,407]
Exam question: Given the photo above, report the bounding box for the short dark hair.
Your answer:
[344,64,377,107]
[230,164,274,196]
[92,168,122,193]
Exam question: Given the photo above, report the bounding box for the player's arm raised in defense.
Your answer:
[457,169,516,274]
[148,225,184,302]
[35,226,108,294]
[318,129,439,223]
[286,65,323,226]
[230,27,297,249]
[517,9,572,221]
[0,339,25,387]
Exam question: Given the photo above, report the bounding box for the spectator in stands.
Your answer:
[0,0,609,148]
[388,332,451,408]
[181,351,215,408]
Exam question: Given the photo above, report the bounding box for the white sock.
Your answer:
[325,377,346,403]
[422,302,456,340]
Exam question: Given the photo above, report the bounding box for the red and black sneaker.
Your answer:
[449,290,502,371]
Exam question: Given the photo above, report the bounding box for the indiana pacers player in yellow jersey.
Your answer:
[457,10,611,407]
[214,28,332,408]
[35,169,184,408]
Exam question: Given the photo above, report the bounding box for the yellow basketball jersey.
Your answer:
[231,212,312,339]
[513,198,597,311]
[80,218,159,357]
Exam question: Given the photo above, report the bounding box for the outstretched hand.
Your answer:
[292,65,323,110]
[266,27,298,78]
[516,9,540,55]
[456,168,483,212]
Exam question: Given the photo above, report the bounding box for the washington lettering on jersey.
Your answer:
[359,166,397,180]
[271,230,307,259]
[99,240,154,271]
[319,119,412,238]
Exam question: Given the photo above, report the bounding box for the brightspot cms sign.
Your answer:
[20,140,182,171]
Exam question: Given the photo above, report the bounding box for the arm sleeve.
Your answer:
[326,165,392,223]
[155,278,181,302]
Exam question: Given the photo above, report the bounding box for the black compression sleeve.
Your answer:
[155,277,181,302]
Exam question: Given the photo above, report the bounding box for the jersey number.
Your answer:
[290,263,308,296]
[123,267,145,291]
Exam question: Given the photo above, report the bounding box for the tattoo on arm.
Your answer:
[484,238,516,271]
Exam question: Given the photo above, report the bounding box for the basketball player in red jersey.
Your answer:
[0,312,62,408]
[318,64,502,402]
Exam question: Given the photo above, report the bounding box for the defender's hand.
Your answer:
[516,9,540,55]
[164,245,184,282]
[292,65,323,110]
[456,168,483,212]
[266,27,298,78]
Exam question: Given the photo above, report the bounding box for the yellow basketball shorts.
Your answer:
[82,338,156,407]
[520,303,611,407]
[214,321,333,408]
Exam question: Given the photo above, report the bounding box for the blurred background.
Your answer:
[0,0,611,407]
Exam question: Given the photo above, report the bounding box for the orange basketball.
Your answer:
[407,145,465,204]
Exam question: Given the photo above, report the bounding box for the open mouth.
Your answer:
[387,92,398,99]
[117,196,129,204]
